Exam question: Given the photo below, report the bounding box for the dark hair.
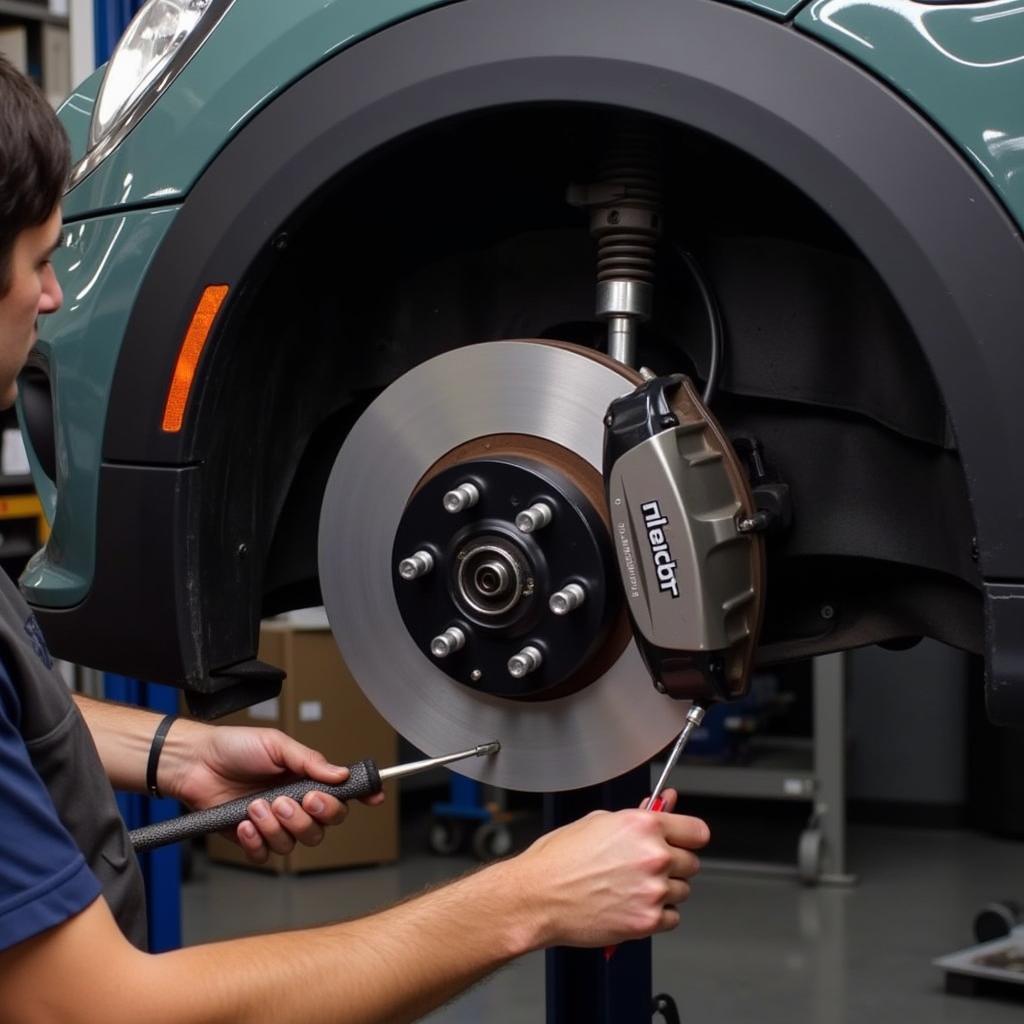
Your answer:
[0,55,70,294]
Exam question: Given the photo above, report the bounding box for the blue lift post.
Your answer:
[104,674,182,953]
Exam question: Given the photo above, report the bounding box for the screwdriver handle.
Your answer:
[128,759,381,853]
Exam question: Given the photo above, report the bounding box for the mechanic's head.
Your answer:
[0,55,67,408]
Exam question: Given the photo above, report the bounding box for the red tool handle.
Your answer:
[604,794,667,960]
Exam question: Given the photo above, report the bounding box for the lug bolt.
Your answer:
[399,550,434,580]
[430,626,466,658]
[515,502,553,534]
[737,511,770,534]
[508,645,543,678]
[444,482,480,514]
[549,583,586,616]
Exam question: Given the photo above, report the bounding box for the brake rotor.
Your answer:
[318,339,690,791]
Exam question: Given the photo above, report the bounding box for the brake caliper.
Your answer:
[604,373,766,702]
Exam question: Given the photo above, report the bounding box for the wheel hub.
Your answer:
[393,455,618,699]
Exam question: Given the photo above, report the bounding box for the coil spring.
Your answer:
[592,131,662,284]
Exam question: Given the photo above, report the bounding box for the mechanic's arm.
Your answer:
[72,694,358,860]
[73,694,188,792]
[0,793,707,1024]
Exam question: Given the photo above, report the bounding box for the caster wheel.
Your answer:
[652,993,682,1024]
[797,828,824,886]
[472,822,514,861]
[429,819,466,855]
[974,900,1022,943]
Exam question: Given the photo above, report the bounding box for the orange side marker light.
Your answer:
[161,284,229,433]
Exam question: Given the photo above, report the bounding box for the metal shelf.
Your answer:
[0,1,68,26]
[0,474,34,493]
[656,740,816,802]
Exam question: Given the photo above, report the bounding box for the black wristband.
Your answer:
[146,714,178,799]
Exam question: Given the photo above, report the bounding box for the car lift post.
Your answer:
[544,765,665,1024]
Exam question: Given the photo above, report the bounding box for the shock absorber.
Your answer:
[568,124,663,366]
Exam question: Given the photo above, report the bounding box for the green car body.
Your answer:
[22,0,1024,723]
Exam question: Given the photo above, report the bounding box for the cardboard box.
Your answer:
[206,620,399,873]
[0,26,28,74]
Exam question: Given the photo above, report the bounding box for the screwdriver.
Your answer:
[129,741,501,852]
[606,704,706,961]
[646,703,706,812]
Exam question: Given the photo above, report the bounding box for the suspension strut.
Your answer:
[568,124,664,366]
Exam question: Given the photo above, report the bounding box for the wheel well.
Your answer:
[228,105,980,660]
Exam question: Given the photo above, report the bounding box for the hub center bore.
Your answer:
[458,543,524,617]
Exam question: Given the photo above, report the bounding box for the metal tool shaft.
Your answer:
[649,704,706,807]
[379,742,500,781]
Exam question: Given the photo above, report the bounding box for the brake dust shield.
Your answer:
[318,340,691,791]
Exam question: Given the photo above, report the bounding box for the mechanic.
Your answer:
[0,57,709,1024]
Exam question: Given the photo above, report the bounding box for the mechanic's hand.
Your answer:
[164,722,383,864]
[504,788,708,949]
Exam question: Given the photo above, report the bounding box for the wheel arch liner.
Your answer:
[52,0,1024,719]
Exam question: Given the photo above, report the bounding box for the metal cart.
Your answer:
[657,653,856,885]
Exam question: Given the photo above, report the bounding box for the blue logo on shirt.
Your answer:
[23,615,53,670]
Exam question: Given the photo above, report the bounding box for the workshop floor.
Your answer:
[182,821,1023,1023]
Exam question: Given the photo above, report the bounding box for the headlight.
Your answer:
[90,0,215,149]
[70,0,231,188]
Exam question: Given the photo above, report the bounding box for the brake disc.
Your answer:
[318,339,690,792]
